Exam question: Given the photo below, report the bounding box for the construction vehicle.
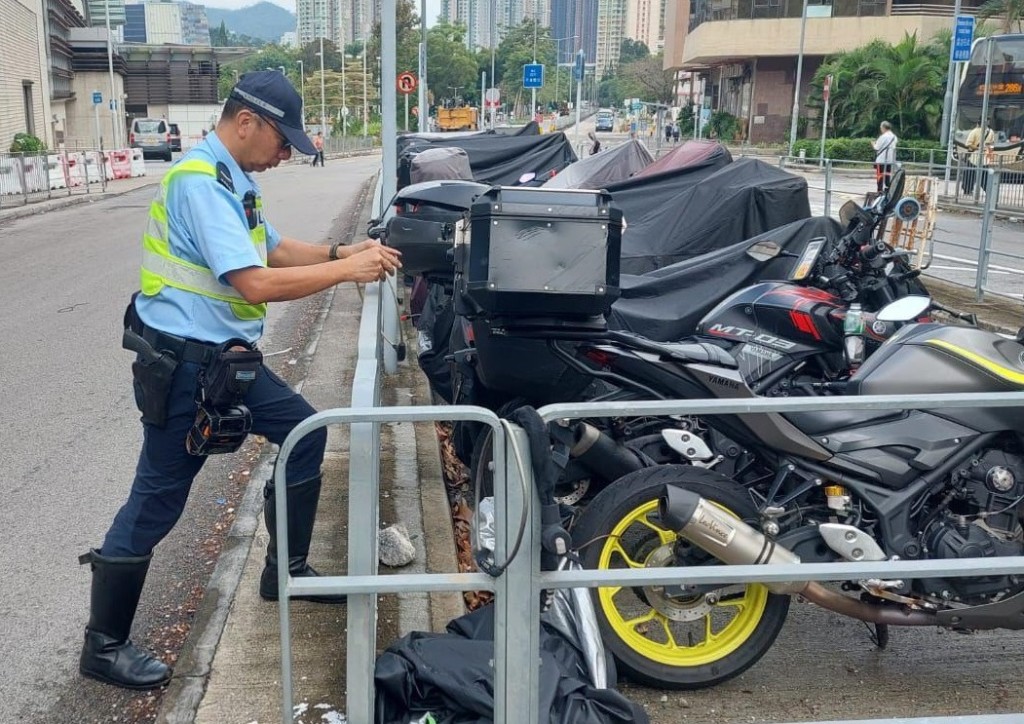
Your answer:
[437,106,479,131]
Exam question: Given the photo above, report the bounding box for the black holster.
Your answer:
[123,299,178,428]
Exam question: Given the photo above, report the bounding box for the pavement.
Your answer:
[9,149,1024,724]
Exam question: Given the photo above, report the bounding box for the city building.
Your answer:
[280,30,299,46]
[595,0,627,74]
[625,0,666,52]
[84,0,126,28]
[122,1,210,46]
[551,0,597,64]
[297,0,362,48]
[663,0,982,142]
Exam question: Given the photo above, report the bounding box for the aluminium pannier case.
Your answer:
[462,187,622,318]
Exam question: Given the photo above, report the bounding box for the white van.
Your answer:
[129,118,172,161]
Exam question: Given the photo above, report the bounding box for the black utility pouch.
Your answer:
[130,350,178,428]
[202,340,263,409]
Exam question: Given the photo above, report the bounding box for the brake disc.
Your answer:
[643,545,714,622]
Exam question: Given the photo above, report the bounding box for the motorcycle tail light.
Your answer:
[583,348,614,367]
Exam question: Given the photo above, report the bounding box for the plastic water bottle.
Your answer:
[844,302,865,368]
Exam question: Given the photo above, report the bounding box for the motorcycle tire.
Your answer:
[571,464,790,689]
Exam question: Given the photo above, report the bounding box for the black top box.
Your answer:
[461,187,622,319]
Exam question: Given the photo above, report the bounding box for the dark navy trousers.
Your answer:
[102,359,327,557]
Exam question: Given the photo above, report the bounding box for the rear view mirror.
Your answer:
[877,295,931,322]
[838,201,860,227]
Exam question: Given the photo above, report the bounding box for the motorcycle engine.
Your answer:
[921,449,1024,601]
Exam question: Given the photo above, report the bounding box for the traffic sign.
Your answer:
[92,90,102,105]
[396,71,417,95]
[523,63,544,89]
[952,15,974,62]
[573,50,585,81]
[631,100,642,112]
[484,87,500,109]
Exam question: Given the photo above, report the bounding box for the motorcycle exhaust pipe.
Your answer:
[570,422,645,482]
[658,486,937,626]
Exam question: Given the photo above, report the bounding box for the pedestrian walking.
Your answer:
[872,120,898,194]
[312,131,325,167]
[78,70,402,691]
[665,122,673,142]
[672,124,680,143]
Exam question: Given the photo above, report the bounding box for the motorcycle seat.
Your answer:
[606,331,739,369]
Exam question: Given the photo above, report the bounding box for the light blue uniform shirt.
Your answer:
[135,131,282,344]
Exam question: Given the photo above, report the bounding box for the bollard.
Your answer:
[824,159,833,218]
[975,168,1000,301]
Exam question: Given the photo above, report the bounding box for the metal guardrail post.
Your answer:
[493,422,541,724]
[346,279,384,724]
[382,275,399,373]
[19,153,29,206]
[824,158,833,218]
[974,168,999,301]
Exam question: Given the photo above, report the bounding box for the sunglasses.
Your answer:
[257,115,291,151]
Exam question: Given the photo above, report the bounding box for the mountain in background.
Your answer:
[206,2,295,43]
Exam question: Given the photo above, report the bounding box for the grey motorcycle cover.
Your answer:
[609,216,845,341]
[613,158,811,274]
[542,139,653,189]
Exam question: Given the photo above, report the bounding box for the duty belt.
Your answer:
[139,326,217,365]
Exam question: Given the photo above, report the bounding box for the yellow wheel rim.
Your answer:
[597,498,770,667]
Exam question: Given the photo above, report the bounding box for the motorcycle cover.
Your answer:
[633,140,732,179]
[398,132,577,188]
[614,157,811,274]
[374,604,650,724]
[409,147,473,184]
[542,139,653,189]
[609,216,845,341]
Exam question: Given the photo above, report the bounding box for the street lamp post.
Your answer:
[342,48,347,138]
[362,41,368,137]
[104,0,119,148]
[788,0,810,156]
[319,35,326,137]
[418,0,427,132]
[297,60,305,127]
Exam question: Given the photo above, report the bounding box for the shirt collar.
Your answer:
[203,131,254,190]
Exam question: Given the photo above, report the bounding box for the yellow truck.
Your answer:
[437,106,478,132]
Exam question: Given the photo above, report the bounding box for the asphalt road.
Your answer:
[0,152,382,723]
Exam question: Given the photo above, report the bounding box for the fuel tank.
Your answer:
[846,323,1024,432]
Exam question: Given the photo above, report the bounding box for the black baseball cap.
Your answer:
[230,70,317,156]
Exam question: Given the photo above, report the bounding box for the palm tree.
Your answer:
[977,0,1024,34]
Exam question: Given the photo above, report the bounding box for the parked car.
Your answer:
[129,118,172,161]
[168,123,182,152]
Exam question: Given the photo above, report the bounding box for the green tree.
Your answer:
[210,20,230,47]
[617,53,675,104]
[978,0,1024,33]
[809,33,945,140]
[618,38,649,64]
[427,22,480,107]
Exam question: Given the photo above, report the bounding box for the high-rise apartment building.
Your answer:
[595,0,626,74]
[85,0,125,27]
[297,0,342,47]
[122,1,209,46]
[625,0,665,51]
[550,0,596,64]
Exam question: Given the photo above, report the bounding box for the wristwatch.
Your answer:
[328,242,342,261]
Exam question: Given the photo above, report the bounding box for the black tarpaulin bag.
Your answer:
[373,605,650,724]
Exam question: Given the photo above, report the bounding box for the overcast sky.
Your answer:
[205,0,444,26]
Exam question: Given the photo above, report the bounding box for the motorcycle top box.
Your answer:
[460,187,623,319]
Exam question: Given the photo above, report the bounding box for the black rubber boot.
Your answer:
[79,550,172,690]
[260,475,346,604]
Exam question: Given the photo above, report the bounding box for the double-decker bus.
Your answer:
[956,33,1024,146]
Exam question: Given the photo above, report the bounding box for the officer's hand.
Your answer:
[347,238,380,255]
[347,245,403,283]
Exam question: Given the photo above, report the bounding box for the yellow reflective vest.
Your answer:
[140,159,267,321]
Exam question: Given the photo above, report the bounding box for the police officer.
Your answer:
[79,71,402,690]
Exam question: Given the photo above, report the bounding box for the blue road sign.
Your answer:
[631,101,642,112]
[92,91,102,105]
[952,15,974,62]
[523,63,544,89]
[573,51,585,81]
